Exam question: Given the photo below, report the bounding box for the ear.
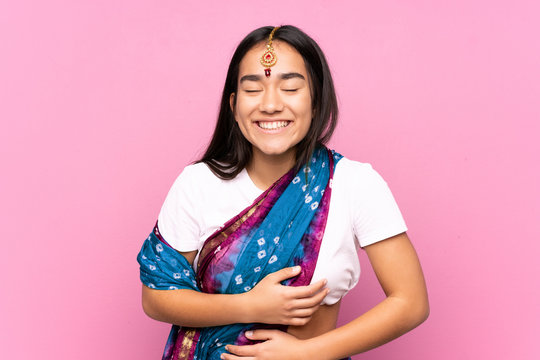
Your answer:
[229,92,236,115]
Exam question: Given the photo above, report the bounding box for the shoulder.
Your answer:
[169,162,223,191]
[166,162,249,207]
[334,156,388,190]
[175,161,218,181]
[332,154,407,246]
[157,163,216,251]
[332,154,403,218]
[160,162,221,213]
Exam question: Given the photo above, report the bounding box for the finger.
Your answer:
[268,266,302,282]
[292,288,329,307]
[289,279,328,298]
[225,344,258,356]
[245,329,281,341]
[287,316,313,327]
[288,305,320,318]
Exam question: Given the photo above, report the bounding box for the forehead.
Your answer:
[238,40,308,77]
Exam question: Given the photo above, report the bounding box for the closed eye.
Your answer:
[282,89,298,92]
[244,89,262,93]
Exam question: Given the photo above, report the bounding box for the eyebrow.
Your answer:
[280,72,305,80]
[239,72,306,83]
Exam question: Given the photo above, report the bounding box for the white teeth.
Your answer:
[258,121,289,130]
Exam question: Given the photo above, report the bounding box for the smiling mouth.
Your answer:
[256,121,291,130]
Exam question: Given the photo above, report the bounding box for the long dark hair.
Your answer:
[198,25,338,179]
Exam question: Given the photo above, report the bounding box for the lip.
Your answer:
[254,120,292,134]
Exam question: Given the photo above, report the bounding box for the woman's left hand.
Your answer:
[222,330,310,360]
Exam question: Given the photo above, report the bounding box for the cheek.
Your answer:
[235,96,257,119]
[299,96,313,133]
[296,95,313,121]
[233,100,251,136]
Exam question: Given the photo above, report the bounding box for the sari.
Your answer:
[138,147,345,359]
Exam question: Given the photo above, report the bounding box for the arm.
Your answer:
[141,250,329,328]
[225,232,429,359]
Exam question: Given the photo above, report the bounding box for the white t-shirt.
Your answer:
[157,157,407,305]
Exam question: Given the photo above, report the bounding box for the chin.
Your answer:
[256,144,295,157]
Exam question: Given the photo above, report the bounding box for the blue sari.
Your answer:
[138,147,345,359]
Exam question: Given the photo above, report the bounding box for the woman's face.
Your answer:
[231,41,312,161]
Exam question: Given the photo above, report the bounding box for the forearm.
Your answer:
[304,295,429,359]
[142,285,250,327]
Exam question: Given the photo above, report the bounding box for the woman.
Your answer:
[138,25,429,359]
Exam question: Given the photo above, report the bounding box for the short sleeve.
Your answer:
[157,166,201,252]
[348,162,408,248]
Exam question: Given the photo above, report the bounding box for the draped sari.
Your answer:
[138,147,344,359]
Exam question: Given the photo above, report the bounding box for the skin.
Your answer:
[230,41,313,189]
[142,40,430,359]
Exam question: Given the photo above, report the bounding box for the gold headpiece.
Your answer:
[260,26,280,77]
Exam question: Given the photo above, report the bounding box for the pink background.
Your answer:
[1,1,538,359]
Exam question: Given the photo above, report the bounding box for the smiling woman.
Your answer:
[199,26,338,184]
[232,41,313,188]
[137,25,429,360]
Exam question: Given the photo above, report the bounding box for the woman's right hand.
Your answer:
[243,266,329,326]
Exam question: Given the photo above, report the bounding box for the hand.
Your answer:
[243,266,328,326]
[222,329,311,360]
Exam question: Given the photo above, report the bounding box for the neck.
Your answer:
[246,148,296,191]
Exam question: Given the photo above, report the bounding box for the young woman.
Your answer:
[138,25,429,360]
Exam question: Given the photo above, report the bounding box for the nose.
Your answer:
[259,88,283,114]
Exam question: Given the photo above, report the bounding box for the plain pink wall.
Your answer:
[1,0,538,358]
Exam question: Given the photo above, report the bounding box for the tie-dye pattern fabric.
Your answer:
[137,147,344,359]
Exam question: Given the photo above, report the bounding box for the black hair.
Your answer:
[198,25,338,179]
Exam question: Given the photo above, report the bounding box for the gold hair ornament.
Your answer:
[260,26,280,77]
